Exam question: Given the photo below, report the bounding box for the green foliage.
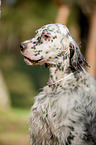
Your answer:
[0,0,57,108]
[1,0,57,41]
[0,52,49,108]
[0,0,58,110]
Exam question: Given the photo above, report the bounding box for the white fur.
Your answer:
[21,24,96,145]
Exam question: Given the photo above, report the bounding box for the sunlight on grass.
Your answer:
[0,108,30,145]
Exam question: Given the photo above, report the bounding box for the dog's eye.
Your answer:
[43,34,51,40]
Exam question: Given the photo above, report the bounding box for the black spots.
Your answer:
[60,86,67,91]
[47,32,51,35]
[78,56,83,64]
[34,54,38,56]
[48,39,51,42]
[37,37,41,43]
[53,64,56,67]
[64,55,67,60]
[34,50,42,53]
[44,38,47,41]
[69,118,76,124]
[69,43,74,49]
[54,83,60,90]
[66,133,74,145]
[54,56,58,59]
[32,37,43,46]
[45,63,50,68]
[33,41,37,44]
[68,126,74,131]
[55,68,57,74]
[60,85,63,88]
[76,47,78,50]
[57,63,62,70]
[41,32,45,35]
[81,134,89,141]
[78,116,83,122]
[57,84,59,87]
[56,48,59,50]
[46,51,49,54]
[40,41,43,44]
[50,75,53,79]
[74,85,79,91]
[67,32,72,38]
[50,134,54,139]
[72,84,75,87]
[73,73,80,82]
[41,26,45,29]
[48,29,53,32]
[70,49,74,60]
[39,50,42,52]
[81,78,87,85]
[48,84,51,87]
[63,56,65,61]
[52,112,56,118]
[52,84,56,91]
[41,56,44,59]
[83,112,96,144]
[53,36,57,39]
[57,53,62,57]
[62,66,64,71]
[56,76,58,80]
[51,39,53,42]
[34,50,42,56]
[86,84,89,87]
[31,47,36,49]
[49,57,52,59]
[32,107,37,111]
[69,47,76,72]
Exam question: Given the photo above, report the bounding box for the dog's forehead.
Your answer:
[35,24,69,35]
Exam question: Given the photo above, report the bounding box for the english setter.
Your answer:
[20,24,96,145]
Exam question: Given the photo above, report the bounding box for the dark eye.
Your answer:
[43,34,51,39]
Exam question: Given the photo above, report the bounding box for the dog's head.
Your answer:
[20,23,88,71]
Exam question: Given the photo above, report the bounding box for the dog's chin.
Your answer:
[24,56,43,65]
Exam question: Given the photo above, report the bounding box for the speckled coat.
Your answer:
[20,24,96,145]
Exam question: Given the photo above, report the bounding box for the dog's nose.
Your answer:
[20,43,26,51]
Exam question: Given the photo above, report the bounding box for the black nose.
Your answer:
[20,43,26,51]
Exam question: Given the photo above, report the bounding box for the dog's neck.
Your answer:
[47,56,72,85]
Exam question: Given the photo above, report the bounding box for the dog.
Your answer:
[20,23,96,145]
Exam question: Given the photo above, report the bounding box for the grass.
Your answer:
[0,108,30,145]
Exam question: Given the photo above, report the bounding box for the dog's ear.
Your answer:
[69,42,89,71]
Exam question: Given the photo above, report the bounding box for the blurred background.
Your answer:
[0,0,96,145]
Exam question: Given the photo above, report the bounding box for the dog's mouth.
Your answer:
[24,56,43,65]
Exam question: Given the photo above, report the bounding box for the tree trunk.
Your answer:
[86,9,96,78]
[55,4,70,25]
[0,70,11,109]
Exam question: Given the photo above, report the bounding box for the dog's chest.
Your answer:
[35,85,80,126]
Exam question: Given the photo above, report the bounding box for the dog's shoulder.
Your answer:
[80,71,96,96]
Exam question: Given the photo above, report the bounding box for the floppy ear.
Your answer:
[69,42,89,71]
